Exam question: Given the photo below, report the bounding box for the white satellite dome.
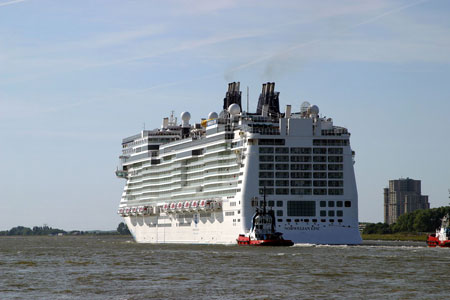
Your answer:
[309,105,319,116]
[228,103,241,116]
[180,111,191,122]
[208,112,218,120]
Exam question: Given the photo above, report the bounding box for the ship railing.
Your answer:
[121,152,152,164]
[202,183,238,192]
[161,133,225,154]
[242,126,280,135]
[321,127,349,136]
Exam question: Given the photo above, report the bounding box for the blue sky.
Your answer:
[1,0,449,230]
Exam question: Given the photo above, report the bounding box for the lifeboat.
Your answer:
[169,202,176,213]
[138,206,151,215]
[176,202,184,212]
[199,200,207,210]
[138,206,145,215]
[117,208,124,215]
[190,200,198,211]
[427,214,450,247]
[183,201,191,211]
[124,207,131,216]
[131,207,137,216]
[162,203,169,213]
[237,192,293,247]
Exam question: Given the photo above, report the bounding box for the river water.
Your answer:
[0,236,449,299]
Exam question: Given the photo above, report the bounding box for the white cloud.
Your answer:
[0,0,27,7]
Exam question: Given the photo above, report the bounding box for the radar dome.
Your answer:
[208,112,218,119]
[300,101,311,114]
[228,103,241,116]
[309,105,319,116]
[180,111,191,122]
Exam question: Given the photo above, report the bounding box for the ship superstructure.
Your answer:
[116,82,362,244]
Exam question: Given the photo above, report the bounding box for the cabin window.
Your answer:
[259,147,274,153]
[275,164,289,170]
[275,172,289,178]
[259,172,274,178]
[276,188,289,195]
[259,164,274,170]
[345,201,351,207]
[287,201,316,217]
[277,210,283,216]
[291,147,311,154]
[275,156,289,162]
[291,188,312,195]
[276,180,289,186]
[314,189,327,195]
[313,148,327,154]
[259,180,274,187]
[328,188,344,195]
[259,188,274,195]
[275,147,289,154]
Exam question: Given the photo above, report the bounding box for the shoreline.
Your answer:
[362,233,428,242]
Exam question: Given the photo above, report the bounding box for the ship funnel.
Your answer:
[223,82,242,110]
[256,82,280,116]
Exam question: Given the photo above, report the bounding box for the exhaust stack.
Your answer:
[223,82,242,110]
[256,82,280,116]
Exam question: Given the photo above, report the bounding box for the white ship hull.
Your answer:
[124,214,361,245]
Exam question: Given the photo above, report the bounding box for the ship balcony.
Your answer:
[115,168,128,179]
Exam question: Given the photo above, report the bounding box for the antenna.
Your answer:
[263,186,267,214]
[246,86,249,112]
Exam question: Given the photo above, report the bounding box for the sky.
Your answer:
[1,0,449,231]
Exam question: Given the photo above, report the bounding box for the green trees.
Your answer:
[0,225,66,236]
[116,222,131,235]
[363,206,450,234]
[362,222,392,234]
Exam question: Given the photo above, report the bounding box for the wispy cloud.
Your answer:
[171,0,241,15]
[0,0,27,7]
[226,0,434,75]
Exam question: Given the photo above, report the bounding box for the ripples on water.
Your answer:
[0,236,449,299]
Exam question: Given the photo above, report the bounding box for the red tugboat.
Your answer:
[237,191,293,246]
[427,214,450,247]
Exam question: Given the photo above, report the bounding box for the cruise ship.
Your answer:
[116,82,362,244]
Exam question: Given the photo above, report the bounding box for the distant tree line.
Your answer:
[0,223,131,236]
[363,206,450,234]
[0,225,66,236]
